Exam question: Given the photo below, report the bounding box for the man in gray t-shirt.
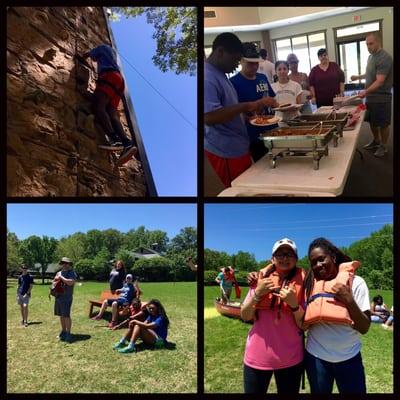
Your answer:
[351,32,393,158]
[53,257,77,343]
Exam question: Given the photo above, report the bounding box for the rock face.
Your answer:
[7,7,148,196]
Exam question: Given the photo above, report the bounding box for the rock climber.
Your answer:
[76,44,137,165]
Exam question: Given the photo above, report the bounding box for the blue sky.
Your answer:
[110,11,197,196]
[205,203,393,260]
[7,204,197,240]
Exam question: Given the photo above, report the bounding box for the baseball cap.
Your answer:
[242,42,264,62]
[126,274,133,280]
[21,264,28,269]
[287,53,299,63]
[60,257,72,264]
[272,238,297,256]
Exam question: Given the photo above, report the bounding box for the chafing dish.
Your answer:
[287,111,348,137]
[259,124,337,170]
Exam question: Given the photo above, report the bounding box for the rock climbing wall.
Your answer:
[7,6,148,196]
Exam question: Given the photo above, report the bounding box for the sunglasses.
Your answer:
[274,252,296,259]
[148,307,156,311]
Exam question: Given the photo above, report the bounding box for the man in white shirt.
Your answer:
[258,49,275,84]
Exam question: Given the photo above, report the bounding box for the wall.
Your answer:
[204,31,263,47]
[7,6,148,196]
[268,7,393,62]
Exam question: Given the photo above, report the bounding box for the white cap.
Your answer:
[60,257,72,264]
[126,274,133,280]
[272,238,297,256]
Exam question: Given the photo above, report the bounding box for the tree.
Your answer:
[231,251,258,272]
[102,229,124,256]
[110,7,197,76]
[7,230,22,276]
[54,233,85,265]
[83,230,105,259]
[74,258,95,280]
[133,257,172,282]
[114,248,135,271]
[204,249,231,271]
[19,235,58,284]
[92,247,112,280]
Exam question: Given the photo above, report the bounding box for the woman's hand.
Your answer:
[330,283,353,306]
[247,272,258,287]
[274,283,298,308]
[255,277,280,297]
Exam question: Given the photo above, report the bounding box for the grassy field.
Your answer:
[7,280,196,393]
[204,286,393,394]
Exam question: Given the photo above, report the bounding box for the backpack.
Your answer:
[49,278,65,298]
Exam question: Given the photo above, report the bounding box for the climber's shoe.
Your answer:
[98,141,124,152]
[116,145,138,166]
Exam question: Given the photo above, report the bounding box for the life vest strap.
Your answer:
[307,292,335,305]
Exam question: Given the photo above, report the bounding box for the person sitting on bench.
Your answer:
[91,274,136,327]
[76,44,137,165]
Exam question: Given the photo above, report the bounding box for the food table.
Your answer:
[218,106,365,197]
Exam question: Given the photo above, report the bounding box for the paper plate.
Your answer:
[250,116,281,126]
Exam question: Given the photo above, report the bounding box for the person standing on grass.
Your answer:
[109,259,126,294]
[215,267,235,304]
[303,238,371,394]
[17,264,34,327]
[186,257,198,272]
[114,299,169,353]
[241,238,305,394]
[53,257,78,343]
[91,274,136,328]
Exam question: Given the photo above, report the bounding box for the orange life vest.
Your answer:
[220,267,241,298]
[304,260,360,327]
[253,264,305,313]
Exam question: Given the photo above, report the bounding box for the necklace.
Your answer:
[278,80,289,89]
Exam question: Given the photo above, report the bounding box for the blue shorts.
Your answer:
[107,298,128,306]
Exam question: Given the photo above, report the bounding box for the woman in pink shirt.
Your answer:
[241,238,305,394]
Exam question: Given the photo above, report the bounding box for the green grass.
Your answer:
[7,280,196,393]
[204,286,393,394]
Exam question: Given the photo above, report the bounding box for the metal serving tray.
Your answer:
[259,124,337,150]
[286,112,348,136]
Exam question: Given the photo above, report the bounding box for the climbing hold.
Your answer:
[42,48,57,63]
[23,89,46,105]
[59,30,69,41]
[33,11,49,24]
[67,157,77,169]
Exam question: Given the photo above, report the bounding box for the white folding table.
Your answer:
[218,107,365,197]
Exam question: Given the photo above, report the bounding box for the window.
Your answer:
[273,31,326,75]
[336,22,380,38]
[334,20,382,84]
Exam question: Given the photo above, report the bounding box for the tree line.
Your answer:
[204,224,393,290]
[7,226,197,283]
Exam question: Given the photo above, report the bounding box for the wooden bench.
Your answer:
[88,290,127,318]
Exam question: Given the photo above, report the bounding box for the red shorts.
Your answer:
[95,71,124,109]
[205,150,252,188]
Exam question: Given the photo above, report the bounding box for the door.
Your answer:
[338,39,368,88]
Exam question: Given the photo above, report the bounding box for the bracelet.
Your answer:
[289,305,300,312]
